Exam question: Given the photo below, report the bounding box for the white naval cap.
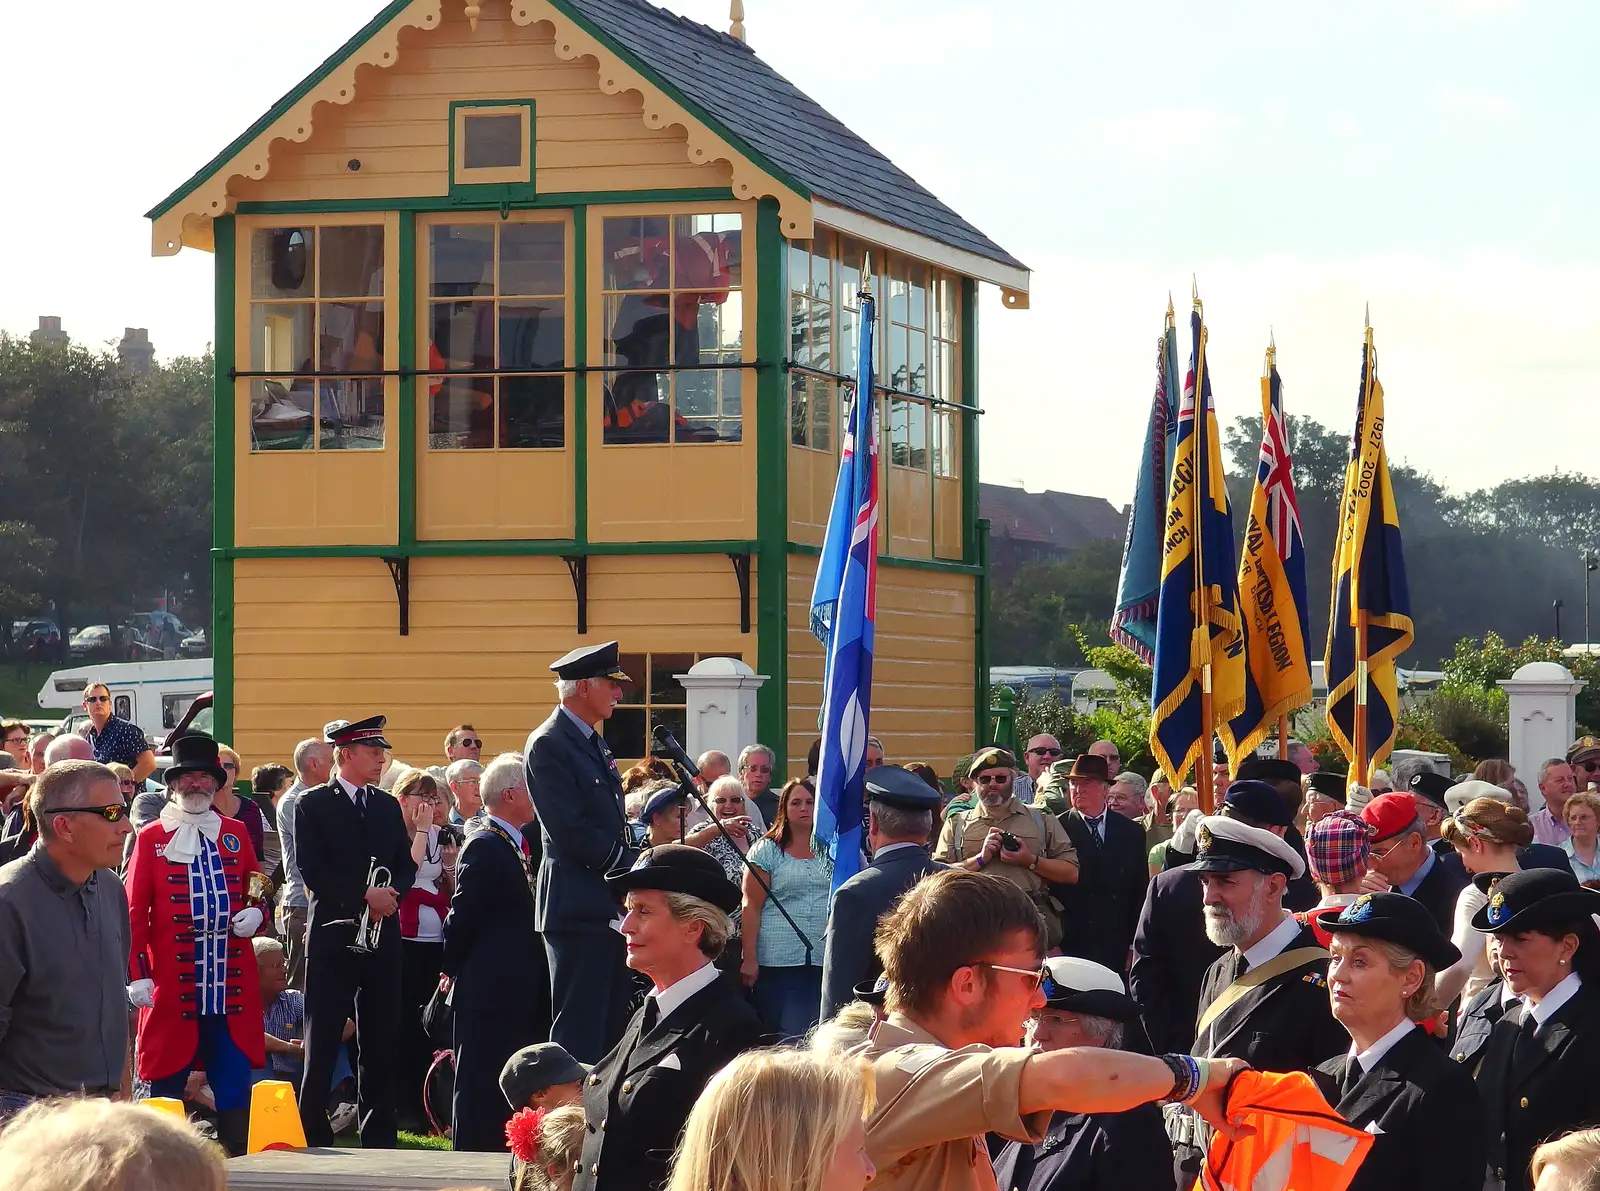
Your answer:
[1191,814,1305,880]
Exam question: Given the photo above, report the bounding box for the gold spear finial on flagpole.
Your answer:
[1266,327,1276,373]
[1166,292,1176,330]
[1192,276,1202,317]
[860,251,873,299]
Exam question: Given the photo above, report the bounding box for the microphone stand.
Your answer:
[653,753,814,968]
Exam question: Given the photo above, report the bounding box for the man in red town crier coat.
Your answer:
[125,734,267,1155]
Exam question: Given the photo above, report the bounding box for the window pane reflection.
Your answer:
[248,380,314,451]
[251,228,314,299]
[251,304,313,373]
[431,226,494,297]
[317,378,385,449]
[320,227,385,298]
[498,375,564,449]
[499,301,565,370]
[319,302,384,373]
[431,301,494,370]
[500,223,565,296]
[429,376,494,449]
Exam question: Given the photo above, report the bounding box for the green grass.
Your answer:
[0,663,55,723]
[333,1130,452,1151]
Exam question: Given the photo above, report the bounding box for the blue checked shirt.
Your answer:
[84,716,149,768]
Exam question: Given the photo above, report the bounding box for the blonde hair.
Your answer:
[0,1098,225,1191]
[107,763,134,784]
[1532,1127,1600,1190]
[1440,796,1534,850]
[1367,939,1440,1022]
[512,1103,586,1191]
[662,891,733,959]
[215,744,241,775]
[1566,792,1600,827]
[393,768,442,803]
[667,1050,873,1191]
[809,1002,878,1055]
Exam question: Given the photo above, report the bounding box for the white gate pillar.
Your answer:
[1498,661,1585,809]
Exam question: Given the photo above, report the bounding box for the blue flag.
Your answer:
[1148,309,1247,786]
[1112,312,1180,663]
[809,292,879,890]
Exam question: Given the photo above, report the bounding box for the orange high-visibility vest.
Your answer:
[1197,1070,1373,1191]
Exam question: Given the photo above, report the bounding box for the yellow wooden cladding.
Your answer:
[785,554,975,781]
[415,211,575,540]
[787,444,834,548]
[584,202,758,543]
[234,212,400,547]
[886,466,932,559]
[230,553,755,767]
[229,6,731,207]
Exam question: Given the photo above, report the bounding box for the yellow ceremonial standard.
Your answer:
[148,0,1029,774]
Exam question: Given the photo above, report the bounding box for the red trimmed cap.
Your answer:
[1359,791,1419,843]
[329,715,391,750]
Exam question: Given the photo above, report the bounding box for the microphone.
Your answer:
[650,725,701,779]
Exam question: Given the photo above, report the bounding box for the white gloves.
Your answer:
[231,906,265,938]
[127,979,155,1009]
[1171,808,1206,854]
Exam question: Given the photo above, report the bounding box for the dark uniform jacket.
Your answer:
[294,780,416,956]
[1193,922,1346,1074]
[1451,977,1511,1073]
[1433,839,1575,880]
[1129,867,1226,1054]
[1395,853,1469,938]
[1053,809,1148,972]
[1313,1026,1486,1191]
[991,1104,1174,1191]
[524,709,638,932]
[441,820,550,1151]
[819,844,944,1021]
[1477,979,1600,1191]
[573,968,763,1191]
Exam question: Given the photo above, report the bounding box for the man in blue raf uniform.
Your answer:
[294,715,417,1148]
[525,641,640,1063]
[819,765,946,1021]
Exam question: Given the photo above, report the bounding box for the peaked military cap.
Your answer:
[549,641,631,682]
[865,765,942,811]
[328,715,390,750]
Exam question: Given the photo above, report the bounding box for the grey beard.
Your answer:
[979,789,1011,808]
[1204,897,1266,948]
[177,792,214,815]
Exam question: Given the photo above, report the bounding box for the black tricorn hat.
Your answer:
[163,733,229,789]
[1471,867,1600,935]
[605,843,740,915]
[1409,772,1453,810]
[1322,891,1461,970]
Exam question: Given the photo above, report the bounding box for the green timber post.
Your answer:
[212,216,237,743]
[962,279,985,750]
[754,198,789,775]
[573,206,589,546]
[398,212,417,549]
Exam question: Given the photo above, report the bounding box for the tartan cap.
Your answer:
[1307,811,1374,887]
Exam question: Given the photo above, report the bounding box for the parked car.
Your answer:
[69,625,112,657]
[179,629,208,658]
[11,619,60,647]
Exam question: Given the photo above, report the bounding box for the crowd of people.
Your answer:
[8,655,1600,1191]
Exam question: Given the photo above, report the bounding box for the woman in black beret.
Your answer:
[1314,892,1487,1191]
[1472,868,1600,1191]
[571,845,764,1191]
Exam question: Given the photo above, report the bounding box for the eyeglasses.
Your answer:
[221,763,238,772]
[975,772,1011,785]
[743,764,772,773]
[84,695,110,705]
[1369,837,1410,861]
[979,961,1049,992]
[118,780,138,790]
[43,803,128,823]
[3,735,26,747]
[457,738,482,749]
[1027,747,1063,757]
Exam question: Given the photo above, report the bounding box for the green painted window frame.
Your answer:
[448,99,537,204]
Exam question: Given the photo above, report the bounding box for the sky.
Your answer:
[3,0,1595,506]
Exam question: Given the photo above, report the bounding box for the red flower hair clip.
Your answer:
[506,1106,546,1163]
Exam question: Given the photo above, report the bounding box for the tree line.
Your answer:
[991,413,1600,669]
[0,334,212,654]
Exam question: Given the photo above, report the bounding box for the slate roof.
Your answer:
[979,484,1128,551]
[559,0,1026,271]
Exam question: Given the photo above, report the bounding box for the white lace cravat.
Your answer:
[157,803,222,865]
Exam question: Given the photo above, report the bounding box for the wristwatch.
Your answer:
[1028,855,1040,872]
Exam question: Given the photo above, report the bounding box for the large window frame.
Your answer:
[596,209,750,446]
[418,211,574,453]
[238,214,397,455]
[603,650,742,766]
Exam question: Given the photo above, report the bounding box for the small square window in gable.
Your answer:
[451,102,534,192]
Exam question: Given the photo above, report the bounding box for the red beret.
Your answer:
[1360,792,1420,843]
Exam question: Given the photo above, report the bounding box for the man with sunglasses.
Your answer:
[1015,734,1064,805]
[1569,737,1600,794]
[934,748,1079,951]
[80,682,155,784]
[426,725,483,787]
[858,869,1245,1191]
[0,759,132,1120]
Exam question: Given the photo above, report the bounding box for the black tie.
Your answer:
[354,786,367,816]
[1341,1058,1364,1098]
[1513,1009,1540,1067]
[1231,952,1249,982]
[1084,815,1104,845]
[640,997,660,1034]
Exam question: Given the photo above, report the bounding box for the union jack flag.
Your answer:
[809,291,880,891]
[1257,380,1303,559]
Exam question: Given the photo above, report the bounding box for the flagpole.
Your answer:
[1192,285,1216,814]
[1260,333,1290,763]
[1352,319,1375,785]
